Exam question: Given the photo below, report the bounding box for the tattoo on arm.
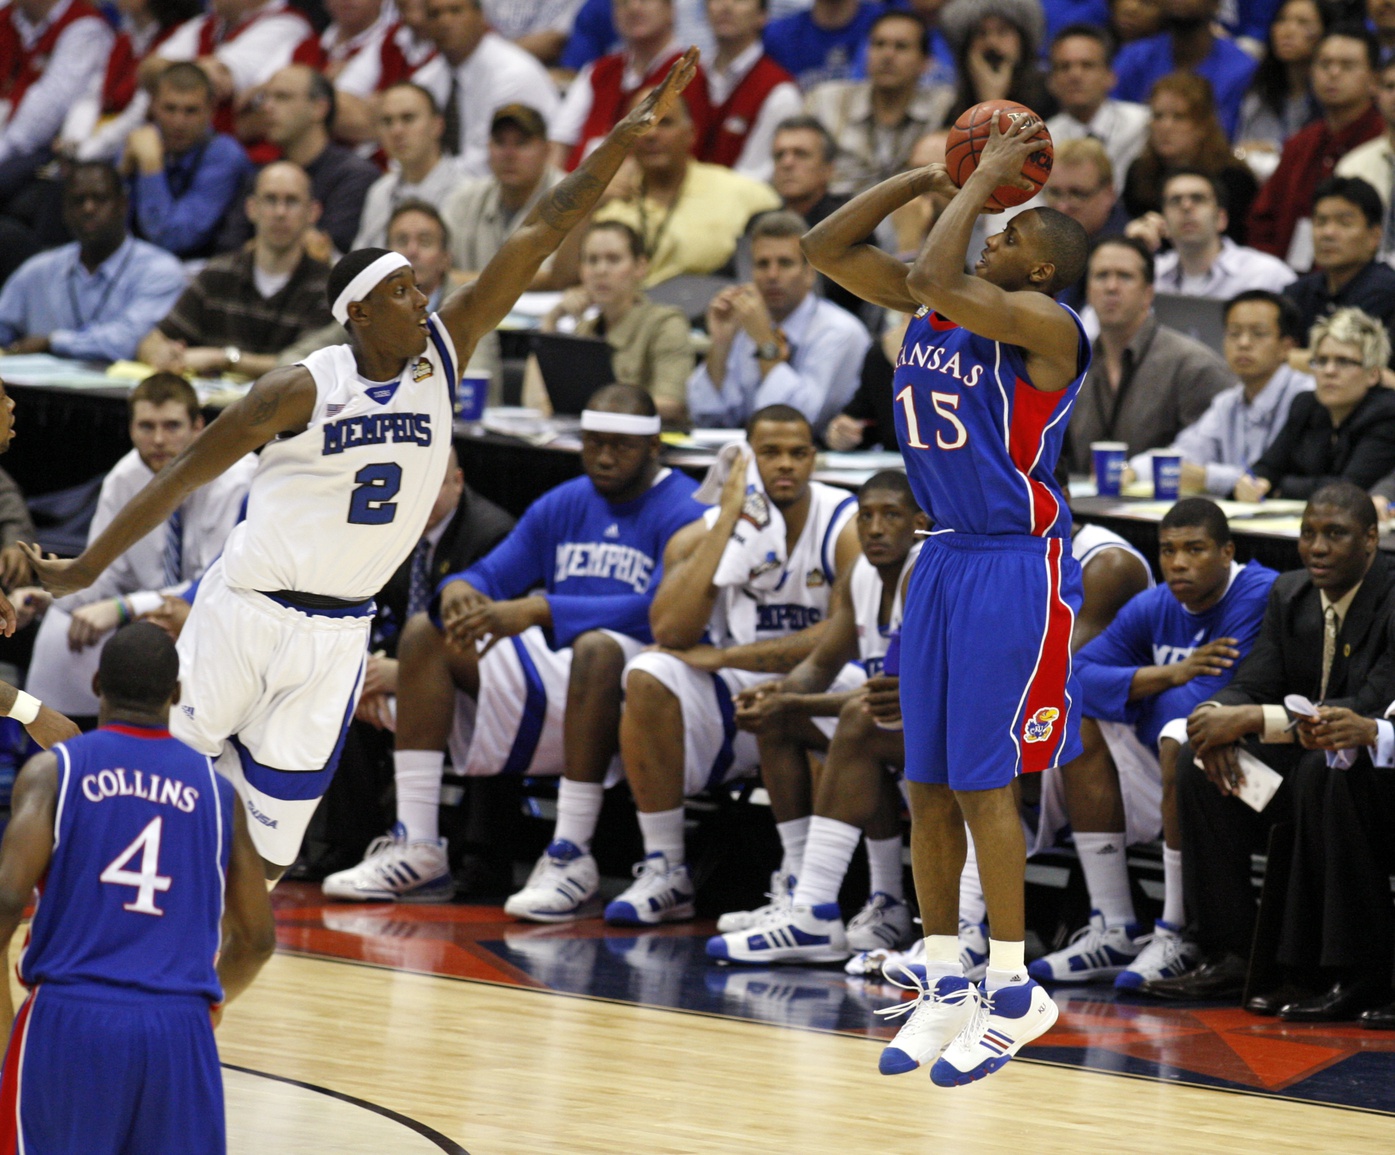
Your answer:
[538,172,604,233]
[244,387,282,427]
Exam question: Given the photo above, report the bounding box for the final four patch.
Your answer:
[412,359,432,382]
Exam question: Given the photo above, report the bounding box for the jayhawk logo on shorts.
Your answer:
[1023,707,1060,743]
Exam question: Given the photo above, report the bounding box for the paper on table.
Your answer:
[1235,749,1283,812]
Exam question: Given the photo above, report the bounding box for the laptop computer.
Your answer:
[531,332,616,416]
[1153,294,1227,355]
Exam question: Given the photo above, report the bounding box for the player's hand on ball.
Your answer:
[917,162,961,204]
[25,704,80,750]
[975,112,1047,193]
[16,544,92,599]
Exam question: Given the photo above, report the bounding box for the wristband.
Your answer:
[115,598,131,625]
[8,691,40,726]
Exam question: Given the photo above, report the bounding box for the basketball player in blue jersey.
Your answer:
[0,624,274,1154]
[22,52,700,881]
[804,113,1092,1086]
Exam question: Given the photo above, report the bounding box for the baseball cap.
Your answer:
[490,104,546,139]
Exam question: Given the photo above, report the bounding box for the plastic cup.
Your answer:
[455,371,489,422]
[1152,451,1182,501]
[1091,441,1128,497]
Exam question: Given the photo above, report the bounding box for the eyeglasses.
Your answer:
[1310,355,1366,371]
[1043,185,1105,204]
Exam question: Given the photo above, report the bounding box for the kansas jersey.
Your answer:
[220,315,457,601]
[851,540,920,674]
[453,468,707,647]
[21,725,233,1003]
[1075,561,1278,749]
[710,481,858,647]
[892,306,1090,537]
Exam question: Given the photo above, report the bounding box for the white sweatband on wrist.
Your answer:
[579,410,661,435]
[331,253,412,325]
[9,691,39,726]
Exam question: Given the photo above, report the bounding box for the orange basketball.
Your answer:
[944,101,1054,211]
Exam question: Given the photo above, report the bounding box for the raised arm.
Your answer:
[23,368,318,597]
[437,48,699,360]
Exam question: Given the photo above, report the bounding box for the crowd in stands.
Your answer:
[5,0,1395,1027]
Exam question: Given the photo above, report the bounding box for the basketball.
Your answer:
[944,101,1054,211]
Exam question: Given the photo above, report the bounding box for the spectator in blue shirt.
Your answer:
[121,62,252,260]
[764,0,883,88]
[1112,0,1258,138]
[0,162,186,362]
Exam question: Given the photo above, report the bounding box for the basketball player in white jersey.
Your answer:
[706,469,926,964]
[605,405,863,925]
[22,50,701,879]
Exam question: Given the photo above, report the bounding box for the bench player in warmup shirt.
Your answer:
[705,469,926,964]
[0,624,274,1155]
[322,385,706,907]
[606,405,862,926]
[22,51,700,880]
[804,112,1093,1086]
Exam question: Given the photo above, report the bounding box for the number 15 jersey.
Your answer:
[892,305,1089,539]
[220,316,458,601]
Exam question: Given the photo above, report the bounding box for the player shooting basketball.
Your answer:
[802,110,1090,1086]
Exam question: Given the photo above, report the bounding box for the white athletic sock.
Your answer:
[553,779,604,851]
[394,750,444,843]
[923,934,964,981]
[986,940,1027,990]
[1162,845,1185,928]
[637,807,685,866]
[1074,831,1135,929]
[791,816,861,908]
[865,835,904,901]
[959,831,987,925]
[775,816,810,880]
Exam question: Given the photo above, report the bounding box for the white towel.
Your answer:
[696,440,788,592]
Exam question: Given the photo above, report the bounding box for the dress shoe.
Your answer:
[1279,978,1391,1023]
[1359,1000,1395,1030]
[1246,983,1314,1017]
[1141,952,1246,1001]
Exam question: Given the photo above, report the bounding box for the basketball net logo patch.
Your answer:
[1023,707,1060,743]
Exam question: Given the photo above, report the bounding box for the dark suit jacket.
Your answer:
[371,483,516,656]
[1212,551,1395,715]
[1250,387,1395,500]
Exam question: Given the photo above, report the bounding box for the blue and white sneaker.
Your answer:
[1115,920,1201,989]
[504,839,601,923]
[930,979,1060,1087]
[1027,911,1145,983]
[707,902,849,964]
[603,852,696,926]
[715,871,795,933]
[321,823,455,903]
[846,893,912,953]
[876,966,978,1075]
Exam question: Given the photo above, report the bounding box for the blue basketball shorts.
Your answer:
[900,532,1083,790]
[0,983,225,1155]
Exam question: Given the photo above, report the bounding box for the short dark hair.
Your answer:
[129,372,200,424]
[387,198,451,250]
[326,247,394,314]
[154,60,213,100]
[66,160,124,202]
[1312,175,1383,225]
[1320,21,1381,71]
[859,469,918,508]
[587,382,657,417]
[381,80,440,117]
[98,623,179,713]
[584,219,645,260]
[1159,497,1230,546]
[773,115,837,165]
[306,67,336,129]
[1029,207,1090,293]
[869,9,930,55]
[1161,168,1228,214]
[1308,480,1378,532]
[746,404,812,442]
[1051,22,1118,60]
[1224,289,1304,342]
[1089,234,1155,285]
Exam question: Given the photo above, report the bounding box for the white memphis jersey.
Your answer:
[220,315,457,600]
[711,481,858,647]
[851,540,921,673]
[1072,523,1155,589]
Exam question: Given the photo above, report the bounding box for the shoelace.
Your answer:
[361,832,399,862]
[873,964,979,1023]
[951,987,993,1047]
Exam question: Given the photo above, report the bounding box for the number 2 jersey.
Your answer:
[892,305,1090,538]
[20,726,234,1003]
[220,316,458,601]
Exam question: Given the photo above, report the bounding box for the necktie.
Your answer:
[407,537,433,620]
[1384,153,1395,260]
[442,71,461,156]
[1320,604,1339,700]
[163,507,184,588]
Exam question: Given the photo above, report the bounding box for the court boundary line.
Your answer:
[274,948,1395,1122]
[221,1060,470,1153]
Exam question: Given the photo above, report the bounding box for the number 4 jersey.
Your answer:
[892,306,1089,539]
[20,725,234,1003]
[220,316,458,601]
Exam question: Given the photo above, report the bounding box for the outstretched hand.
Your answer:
[972,111,1046,194]
[17,543,92,599]
[618,47,700,139]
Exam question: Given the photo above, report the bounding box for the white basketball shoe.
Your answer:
[503,839,601,922]
[846,893,913,953]
[603,852,696,926]
[876,965,979,1075]
[715,870,795,933]
[321,823,454,903]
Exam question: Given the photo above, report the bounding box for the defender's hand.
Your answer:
[17,544,92,598]
[617,47,699,139]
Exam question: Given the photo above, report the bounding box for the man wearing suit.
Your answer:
[1142,482,1395,1015]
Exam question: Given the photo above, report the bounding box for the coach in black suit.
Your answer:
[1143,482,1395,1008]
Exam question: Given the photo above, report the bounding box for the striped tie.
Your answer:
[163,507,183,588]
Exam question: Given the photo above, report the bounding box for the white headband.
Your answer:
[332,252,412,325]
[580,410,661,435]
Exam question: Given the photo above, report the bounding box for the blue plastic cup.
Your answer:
[455,371,489,422]
[1091,441,1128,497]
[1152,451,1182,501]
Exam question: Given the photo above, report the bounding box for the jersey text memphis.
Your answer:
[219,316,457,601]
[892,307,1089,537]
